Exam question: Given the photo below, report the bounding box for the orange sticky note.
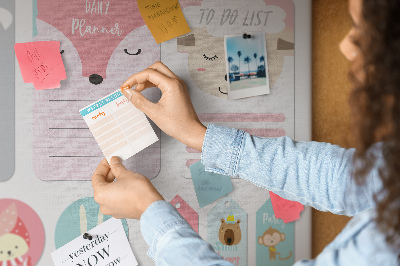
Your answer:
[137,0,191,44]
[14,41,66,90]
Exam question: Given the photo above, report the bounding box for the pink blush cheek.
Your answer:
[197,68,206,71]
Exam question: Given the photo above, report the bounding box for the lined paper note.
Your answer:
[80,90,158,162]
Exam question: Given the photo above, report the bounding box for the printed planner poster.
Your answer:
[160,0,295,179]
[32,0,161,180]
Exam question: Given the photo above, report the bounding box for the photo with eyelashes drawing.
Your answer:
[224,31,270,100]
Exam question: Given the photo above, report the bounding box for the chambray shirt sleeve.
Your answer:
[201,124,383,216]
[140,200,234,265]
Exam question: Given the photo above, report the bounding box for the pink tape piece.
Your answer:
[186,146,201,153]
[197,113,286,123]
[269,191,304,223]
[14,41,66,90]
[170,195,199,233]
[239,128,286,138]
[186,159,200,168]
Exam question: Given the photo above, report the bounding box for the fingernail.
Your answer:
[123,89,133,100]
[110,156,121,165]
[121,85,130,92]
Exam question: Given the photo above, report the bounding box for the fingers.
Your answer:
[147,61,178,79]
[105,169,116,183]
[121,89,158,117]
[109,156,130,179]
[91,159,110,189]
[121,68,173,94]
[135,81,156,92]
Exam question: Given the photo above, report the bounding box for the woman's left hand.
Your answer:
[91,157,164,219]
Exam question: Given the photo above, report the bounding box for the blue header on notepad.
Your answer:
[80,91,123,117]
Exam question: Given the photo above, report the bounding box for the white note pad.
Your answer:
[51,218,138,266]
[79,89,158,162]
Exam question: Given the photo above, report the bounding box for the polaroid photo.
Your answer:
[224,32,270,100]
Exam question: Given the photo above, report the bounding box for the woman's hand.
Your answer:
[92,157,164,220]
[120,61,206,152]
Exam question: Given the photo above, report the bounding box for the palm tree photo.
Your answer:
[260,55,265,71]
[237,51,242,75]
[253,53,258,73]
[228,56,234,73]
[244,56,251,77]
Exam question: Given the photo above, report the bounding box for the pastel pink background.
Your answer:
[0,199,45,265]
[37,0,145,79]
[33,0,161,180]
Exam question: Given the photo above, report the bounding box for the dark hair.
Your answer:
[350,0,400,252]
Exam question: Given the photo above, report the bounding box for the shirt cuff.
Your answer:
[140,200,191,260]
[201,124,245,176]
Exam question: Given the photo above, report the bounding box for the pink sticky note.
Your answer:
[14,41,66,90]
[269,191,304,223]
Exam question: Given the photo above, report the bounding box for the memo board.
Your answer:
[1,0,312,265]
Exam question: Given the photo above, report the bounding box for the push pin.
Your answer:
[83,233,96,240]
[242,33,251,39]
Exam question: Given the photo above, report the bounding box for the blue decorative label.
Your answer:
[256,198,294,265]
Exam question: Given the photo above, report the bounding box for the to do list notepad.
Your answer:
[79,90,158,162]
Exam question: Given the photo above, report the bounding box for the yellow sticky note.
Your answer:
[137,0,191,44]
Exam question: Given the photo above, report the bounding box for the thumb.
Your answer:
[122,88,155,116]
[109,156,129,178]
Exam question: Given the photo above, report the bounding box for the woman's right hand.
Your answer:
[120,61,207,152]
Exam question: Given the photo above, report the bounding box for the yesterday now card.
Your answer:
[79,89,158,162]
[51,218,137,266]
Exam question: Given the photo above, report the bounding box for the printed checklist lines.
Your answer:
[80,90,158,162]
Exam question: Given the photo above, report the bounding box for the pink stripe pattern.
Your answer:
[197,113,285,123]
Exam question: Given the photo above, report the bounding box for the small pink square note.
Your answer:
[14,41,66,90]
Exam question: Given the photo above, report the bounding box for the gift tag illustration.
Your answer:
[0,199,45,265]
[208,196,247,266]
[189,161,233,208]
[55,197,128,248]
[256,198,294,265]
[170,195,199,233]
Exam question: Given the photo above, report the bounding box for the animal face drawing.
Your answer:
[219,218,242,246]
[32,0,161,180]
[258,226,292,261]
[177,0,294,99]
[0,234,28,261]
[178,28,227,97]
[259,226,284,247]
[0,204,31,264]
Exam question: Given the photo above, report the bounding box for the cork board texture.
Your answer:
[312,0,353,258]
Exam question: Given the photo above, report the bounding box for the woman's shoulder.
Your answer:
[323,209,399,265]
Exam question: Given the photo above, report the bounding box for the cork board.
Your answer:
[312,0,353,258]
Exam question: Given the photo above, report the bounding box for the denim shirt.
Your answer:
[140,124,399,265]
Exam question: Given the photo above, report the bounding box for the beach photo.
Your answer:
[224,32,270,100]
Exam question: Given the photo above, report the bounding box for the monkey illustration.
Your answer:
[258,226,292,261]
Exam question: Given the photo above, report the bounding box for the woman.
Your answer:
[91,0,400,264]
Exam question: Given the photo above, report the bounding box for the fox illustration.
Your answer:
[33,0,161,180]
